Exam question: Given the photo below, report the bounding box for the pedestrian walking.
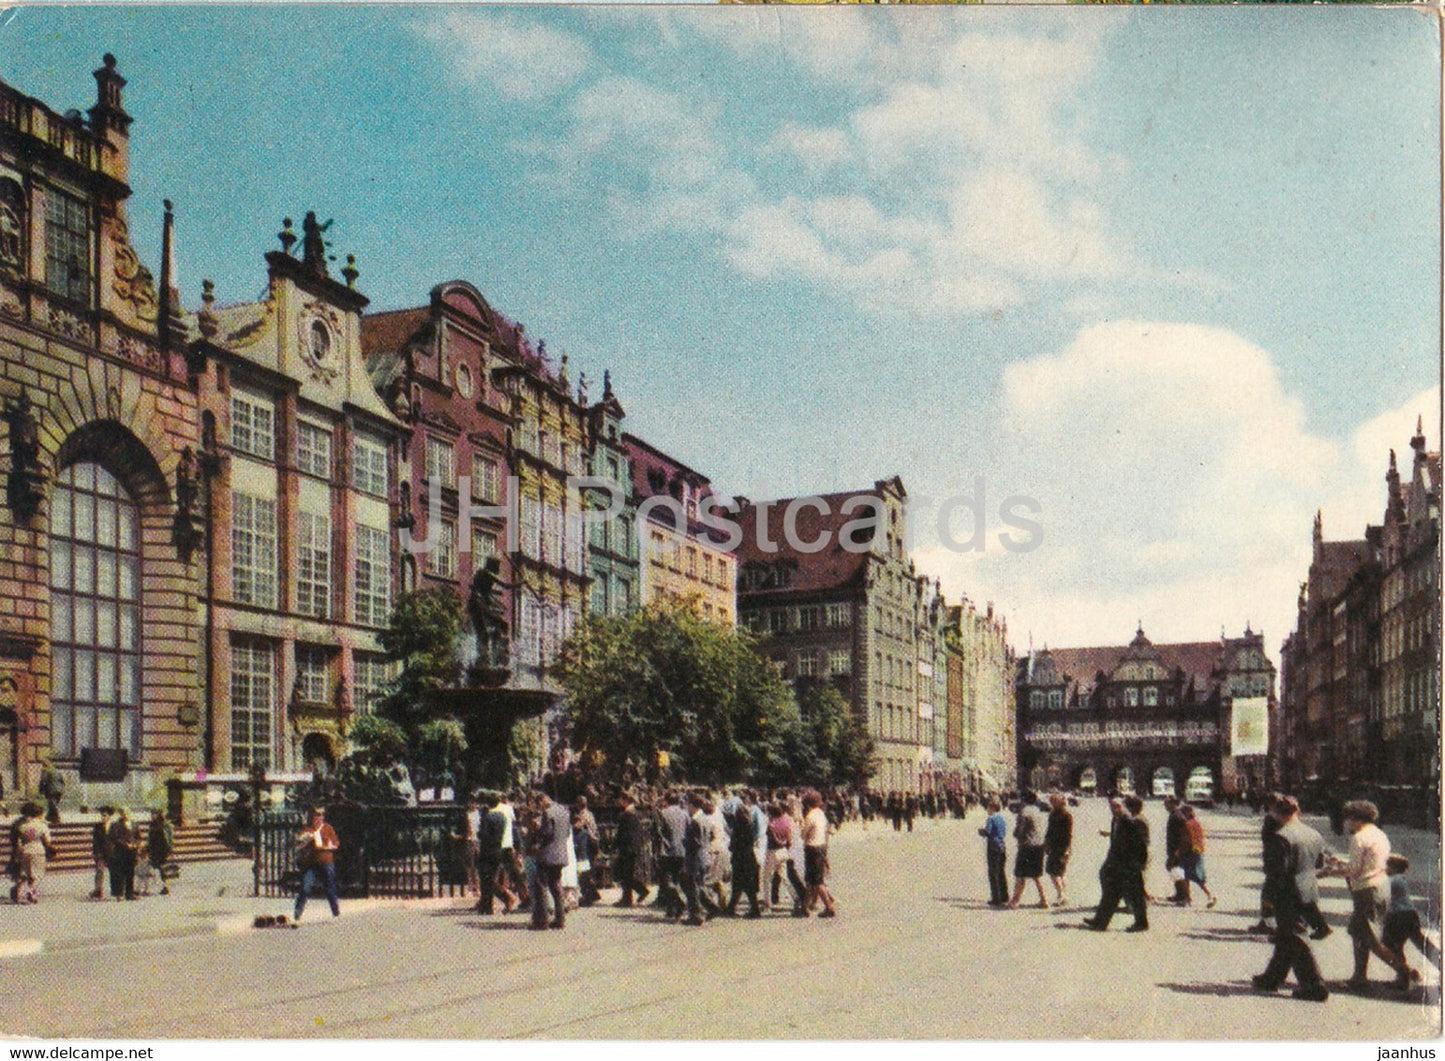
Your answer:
[801,790,837,918]
[979,797,1009,906]
[1163,795,1189,905]
[1083,796,1149,932]
[1381,854,1439,989]
[10,802,53,904]
[1044,793,1073,905]
[682,793,714,925]
[473,793,507,915]
[106,808,138,901]
[144,810,174,897]
[1251,795,1330,1002]
[1174,805,1216,908]
[530,792,571,930]
[1331,800,1409,990]
[727,803,762,917]
[655,791,689,920]
[1007,790,1050,909]
[1249,793,1286,934]
[762,802,806,915]
[90,806,114,900]
[613,794,651,908]
[461,795,483,900]
[292,807,341,924]
[573,796,602,907]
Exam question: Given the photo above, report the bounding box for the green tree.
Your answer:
[799,684,877,788]
[346,713,409,764]
[376,588,465,737]
[556,605,801,786]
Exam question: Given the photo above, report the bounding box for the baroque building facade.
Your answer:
[1016,625,1275,798]
[187,215,406,776]
[0,57,203,803]
[942,599,1015,792]
[584,375,639,619]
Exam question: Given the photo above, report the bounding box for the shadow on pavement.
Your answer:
[1177,928,1269,943]
[1157,980,1282,999]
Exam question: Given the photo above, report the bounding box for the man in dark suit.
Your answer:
[1084,796,1150,932]
[1253,795,1330,1001]
[531,793,572,930]
[614,794,650,907]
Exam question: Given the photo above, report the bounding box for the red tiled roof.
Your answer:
[1036,638,1226,701]
[360,306,430,356]
[735,489,882,596]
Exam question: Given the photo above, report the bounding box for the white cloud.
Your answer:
[914,322,1434,656]
[418,12,594,102]
[766,123,852,174]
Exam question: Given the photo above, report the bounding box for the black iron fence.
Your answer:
[254,803,471,899]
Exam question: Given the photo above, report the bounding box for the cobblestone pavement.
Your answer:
[0,801,1438,1040]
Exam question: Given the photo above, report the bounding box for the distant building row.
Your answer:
[1278,424,1440,803]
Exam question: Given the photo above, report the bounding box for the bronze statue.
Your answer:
[300,211,333,277]
[467,556,511,675]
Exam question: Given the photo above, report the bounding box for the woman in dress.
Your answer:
[13,801,55,904]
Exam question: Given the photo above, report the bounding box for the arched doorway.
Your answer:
[48,461,143,760]
[1151,766,1175,798]
[1112,765,1135,796]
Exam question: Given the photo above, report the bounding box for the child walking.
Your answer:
[1382,854,1440,989]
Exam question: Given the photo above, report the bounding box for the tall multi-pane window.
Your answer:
[44,188,90,303]
[230,638,274,770]
[829,650,851,676]
[471,454,499,502]
[431,518,457,579]
[471,527,497,563]
[294,645,331,705]
[295,511,331,618]
[49,462,141,758]
[231,492,278,608]
[296,421,332,478]
[520,495,541,557]
[230,392,276,461]
[354,524,391,627]
[353,432,388,497]
[541,502,561,566]
[353,653,392,714]
[425,436,456,489]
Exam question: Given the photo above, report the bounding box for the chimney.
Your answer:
[89,54,132,184]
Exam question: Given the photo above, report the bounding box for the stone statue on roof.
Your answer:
[301,211,332,278]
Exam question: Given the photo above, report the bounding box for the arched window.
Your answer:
[49,462,142,758]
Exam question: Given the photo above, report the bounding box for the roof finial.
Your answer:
[603,369,614,401]
[342,253,359,289]
[198,279,218,339]
[278,217,297,255]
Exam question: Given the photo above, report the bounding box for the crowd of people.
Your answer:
[4,802,174,906]
[452,785,843,929]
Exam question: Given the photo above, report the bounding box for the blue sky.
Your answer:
[4,6,1439,651]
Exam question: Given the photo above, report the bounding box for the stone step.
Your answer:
[1,820,246,872]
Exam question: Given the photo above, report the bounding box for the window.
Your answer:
[48,462,141,758]
[230,392,275,461]
[826,602,852,628]
[1125,687,1139,708]
[431,518,457,579]
[541,502,562,566]
[1048,690,1063,710]
[798,605,821,631]
[353,654,392,715]
[829,650,851,676]
[294,645,331,705]
[354,524,391,627]
[425,436,456,489]
[231,492,278,608]
[1143,686,1159,707]
[797,651,820,677]
[520,496,541,557]
[472,454,500,502]
[230,638,275,770]
[1030,691,1044,711]
[471,527,497,563]
[353,432,388,497]
[591,578,608,617]
[296,422,332,478]
[296,511,331,619]
[45,187,90,303]
[565,505,585,574]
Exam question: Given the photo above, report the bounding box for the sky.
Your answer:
[3,5,1439,655]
